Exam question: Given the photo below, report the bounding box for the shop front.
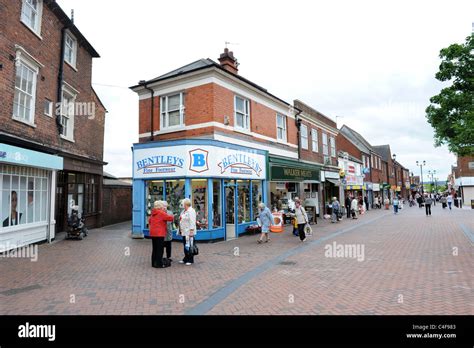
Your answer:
[0,143,63,251]
[132,140,267,241]
[364,182,373,207]
[268,156,320,222]
[322,170,342,215]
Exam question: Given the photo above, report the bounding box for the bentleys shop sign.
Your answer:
[133,145,266,179]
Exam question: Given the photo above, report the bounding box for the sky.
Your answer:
[57,0,473,183]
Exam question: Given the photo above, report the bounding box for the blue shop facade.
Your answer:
[132,139,268,241]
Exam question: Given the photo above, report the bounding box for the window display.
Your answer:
[1,165,48,228]
[225,182,234,224]
[251,180,262,221]
[145,180,164,228]
[165,179,185,218]
[237,180,250,223]
[191,179,207,230]
[212,180,221,228]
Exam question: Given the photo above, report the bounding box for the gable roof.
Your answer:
[339,125,373,154]
[372,145,391,162]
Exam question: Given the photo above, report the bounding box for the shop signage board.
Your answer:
[270,165,319,181]
[372,183,380,191]
[0,143,63,170]
[133,144,267,180]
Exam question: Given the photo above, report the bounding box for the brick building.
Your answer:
[337,125,386,207]
[452,155,474,206]
[0,0,105,250]
[130,48,333,241]
[373,145,396,201]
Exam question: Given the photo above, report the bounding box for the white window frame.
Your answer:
[276,114,287,142]
[60,85,77,142]
[330,136,336,157]
[160,92,185,130]
[311,128,318,152]
[64,32,77,68]
[13,54,39,127]
[234,95,250,132]
[378,157,381,170]
[300,124,308,150]
[20,0,43,36]
[43,99,52,117]
[322,133,329,156]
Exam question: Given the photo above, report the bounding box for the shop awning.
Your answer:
[269,156,321,182]
[0,143,63,170]
[326,178,341,186]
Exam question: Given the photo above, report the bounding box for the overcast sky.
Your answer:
[58,0,473,183]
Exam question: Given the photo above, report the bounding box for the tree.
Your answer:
[425,33,474,156]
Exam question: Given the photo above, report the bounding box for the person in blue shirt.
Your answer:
[257,203,274,244]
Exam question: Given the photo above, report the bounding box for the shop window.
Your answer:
[145,180,164,229]
[165,179,185,219]
[237,180,250,223]
[212,180,221,228]
[191,179,207,230]
[1,165,48,228]
[251,180,262,221]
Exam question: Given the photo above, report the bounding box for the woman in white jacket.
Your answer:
[350,197,359,219]
[178,198,197,265]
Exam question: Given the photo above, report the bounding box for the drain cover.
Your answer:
[1,284,42,296]
[279,261,296,266]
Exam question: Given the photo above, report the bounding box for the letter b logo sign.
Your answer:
[189,149,209,173]
[193,154,205,167]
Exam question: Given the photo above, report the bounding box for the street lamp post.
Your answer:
[416,160,426,194]
[392,154,397,197]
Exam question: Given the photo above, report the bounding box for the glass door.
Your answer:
[224,180,236,240]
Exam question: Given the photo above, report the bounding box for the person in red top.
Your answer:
[149,201,174,268]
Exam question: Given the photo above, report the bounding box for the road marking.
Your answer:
[185,212,391,315]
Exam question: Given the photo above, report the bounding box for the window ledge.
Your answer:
[154,125,186,135]
[65,60,78,72]
[12,117,36,128]
[233,127,251,136]
[276,139,288,145]
[60,134,75,143]
[20,20,43,40]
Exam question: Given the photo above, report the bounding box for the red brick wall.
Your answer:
[102,185,132,226]
[457,155,474,177]
[299,120,338,166]
[0,0,105,161]
[336,133,361,160]
[137,81,299,150]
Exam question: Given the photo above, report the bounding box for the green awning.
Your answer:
[269,156,321,182]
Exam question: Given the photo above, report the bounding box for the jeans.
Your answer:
[331,210,339,222]
[297,223,306,241]
[394,205,399,214]
[151,237,165,267]
[182,237,194,264]
[425,204,432,216]
[164,241,172,259]
[448,202,452,210]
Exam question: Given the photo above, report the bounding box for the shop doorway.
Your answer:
[224,180,237,240]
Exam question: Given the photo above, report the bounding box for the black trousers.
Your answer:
[182,237,194,264]
[425,204,432,216]
[297,223,306,241]
[164,240,172,259]
[346,205,351,218]
[151,237,165,267]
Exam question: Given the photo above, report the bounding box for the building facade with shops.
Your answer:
[0,0,106,250]
[130,49,333,241]
[452,155,474,207]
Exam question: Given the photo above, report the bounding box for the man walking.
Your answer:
[447,193,453,210]
[393,196,400,214]
[345,195,352,219]
[364,196,369,211]
[424,193,433,216]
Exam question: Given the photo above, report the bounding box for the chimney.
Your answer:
[218,48,239,74]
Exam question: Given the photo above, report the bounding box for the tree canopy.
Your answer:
[426,33,474,156]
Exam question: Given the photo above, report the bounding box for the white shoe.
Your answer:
[185,262,192,266]
[302,238,307,242]
[179,261,185,264]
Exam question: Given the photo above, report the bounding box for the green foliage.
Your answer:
[426,34,474,156]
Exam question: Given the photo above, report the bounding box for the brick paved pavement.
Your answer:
[0,204,472,315]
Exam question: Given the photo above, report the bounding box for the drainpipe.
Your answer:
[56,26,69,134]
[294,108,303,160]
[142,83,155,141]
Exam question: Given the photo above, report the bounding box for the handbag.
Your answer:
[189,237,199,256]
[304,224,312,236]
